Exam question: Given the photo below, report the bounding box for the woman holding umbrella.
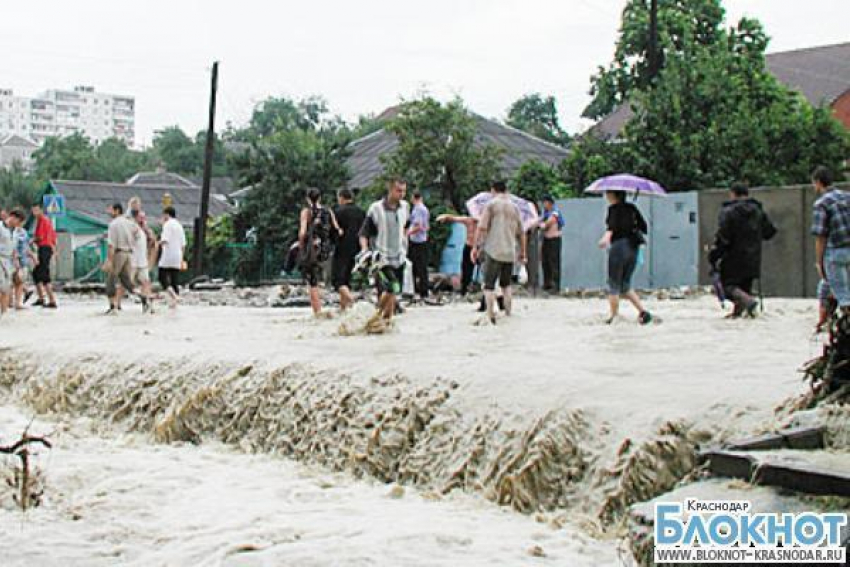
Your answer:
[597,189,653,325]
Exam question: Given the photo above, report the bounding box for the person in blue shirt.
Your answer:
[538,195,564,292]
[9,209,35,310]
[407,191,430,300]
[812,166,850,313]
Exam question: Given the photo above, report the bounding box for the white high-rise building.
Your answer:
[0,85,135,148]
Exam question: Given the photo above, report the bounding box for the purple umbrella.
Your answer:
[584,174,667,197]
[465,192,539,232]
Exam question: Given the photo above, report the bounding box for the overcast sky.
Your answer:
[1,0,845,146]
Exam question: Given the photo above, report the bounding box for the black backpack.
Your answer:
[298,205,333,268]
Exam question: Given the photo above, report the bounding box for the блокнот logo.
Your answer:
[653,499,847,564]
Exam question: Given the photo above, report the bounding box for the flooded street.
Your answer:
[0,407,616,566]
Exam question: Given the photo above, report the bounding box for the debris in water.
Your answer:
[527,545,546,557]
[338,303,394,336]
[1,423,52,511]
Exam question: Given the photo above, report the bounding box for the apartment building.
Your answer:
[0,85,135,148]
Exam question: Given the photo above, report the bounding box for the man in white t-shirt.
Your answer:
[158,206,186,309]
[129,209,154,311]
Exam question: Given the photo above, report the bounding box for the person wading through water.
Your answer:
[298,187,341,317]
[471,180,527,325]
[407,190,430,302]
[708,183,777,318]
[331,188,365,311]
[104,203,150,314]
[812,166,850,317]
[30,203,58,309]
[359,178,411,321]
[598,190,652,325]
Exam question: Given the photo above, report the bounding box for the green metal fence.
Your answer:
[203,243,283,285]
[72,240,283,285]
[73,239,107,282]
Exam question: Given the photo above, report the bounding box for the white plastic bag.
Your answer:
[517,264,529,285]
[402,259,414,296]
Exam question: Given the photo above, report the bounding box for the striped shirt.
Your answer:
[812,188,850,249]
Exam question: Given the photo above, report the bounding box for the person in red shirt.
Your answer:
[31,203,58,308]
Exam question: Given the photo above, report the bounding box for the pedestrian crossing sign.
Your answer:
[43,194,66,217]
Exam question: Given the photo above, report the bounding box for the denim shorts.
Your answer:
[825,247,850,307]
[607,238,637,295]
[817,279,833,308]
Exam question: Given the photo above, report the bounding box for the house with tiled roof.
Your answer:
[589,41,850,141]
[41,176,233,281]
[346,106,569,191]
[127,170,196,187]
[0,134,38,171]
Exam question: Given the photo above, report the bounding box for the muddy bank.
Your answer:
[0,351,718,533]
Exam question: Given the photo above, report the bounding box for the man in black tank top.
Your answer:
[332,188,366,310]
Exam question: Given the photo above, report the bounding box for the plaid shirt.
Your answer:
[812,188,850,249]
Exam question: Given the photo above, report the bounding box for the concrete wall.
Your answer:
[557,193,699,291]
[697,182,850,298]
[56,232,74,281]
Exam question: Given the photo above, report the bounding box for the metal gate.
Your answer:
[556,191,699,290]
[649,192,699,288]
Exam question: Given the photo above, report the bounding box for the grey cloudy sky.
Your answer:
[1,0,845,146]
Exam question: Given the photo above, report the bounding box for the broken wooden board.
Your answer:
[725,426,825,451]
[700,449,850,497]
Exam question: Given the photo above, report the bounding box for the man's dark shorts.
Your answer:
[331,254,356,290]
[482,254,513,291]
[159,267,181,294]
[376,265,404,295]
[33,246,52,285]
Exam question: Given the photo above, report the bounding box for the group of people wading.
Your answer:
[294,165,843,329]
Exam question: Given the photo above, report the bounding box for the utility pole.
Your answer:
[194,61,219,275]
[648,0,660,81]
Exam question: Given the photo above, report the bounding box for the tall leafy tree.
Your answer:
[93,138,156,182]
[559,136,635,193]
[0,163,40,209]
[625,19,850,190]
[32,133,99,180]
[235,96,330,140]
[152,126,203,175]
[583,0,726,119]
[511,160,573,204]
[232,96,350,257]
[506,94,570,146]
[379,97,503,211]
[32,133,156,182]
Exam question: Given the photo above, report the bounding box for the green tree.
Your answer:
[232,96,350,261]
[583,0,727,119]
[624,19,850,190]
[506,94,570,146]
[152,126,203,175]
[511,160,574,205]
[379,97,503,211]
[32,133,99,180]
[93,138,155,182]
[559,136,635,194]
[32,133,157,182]
[236,96,330,140]
[0,163,41,209]
[350,113,384,140]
